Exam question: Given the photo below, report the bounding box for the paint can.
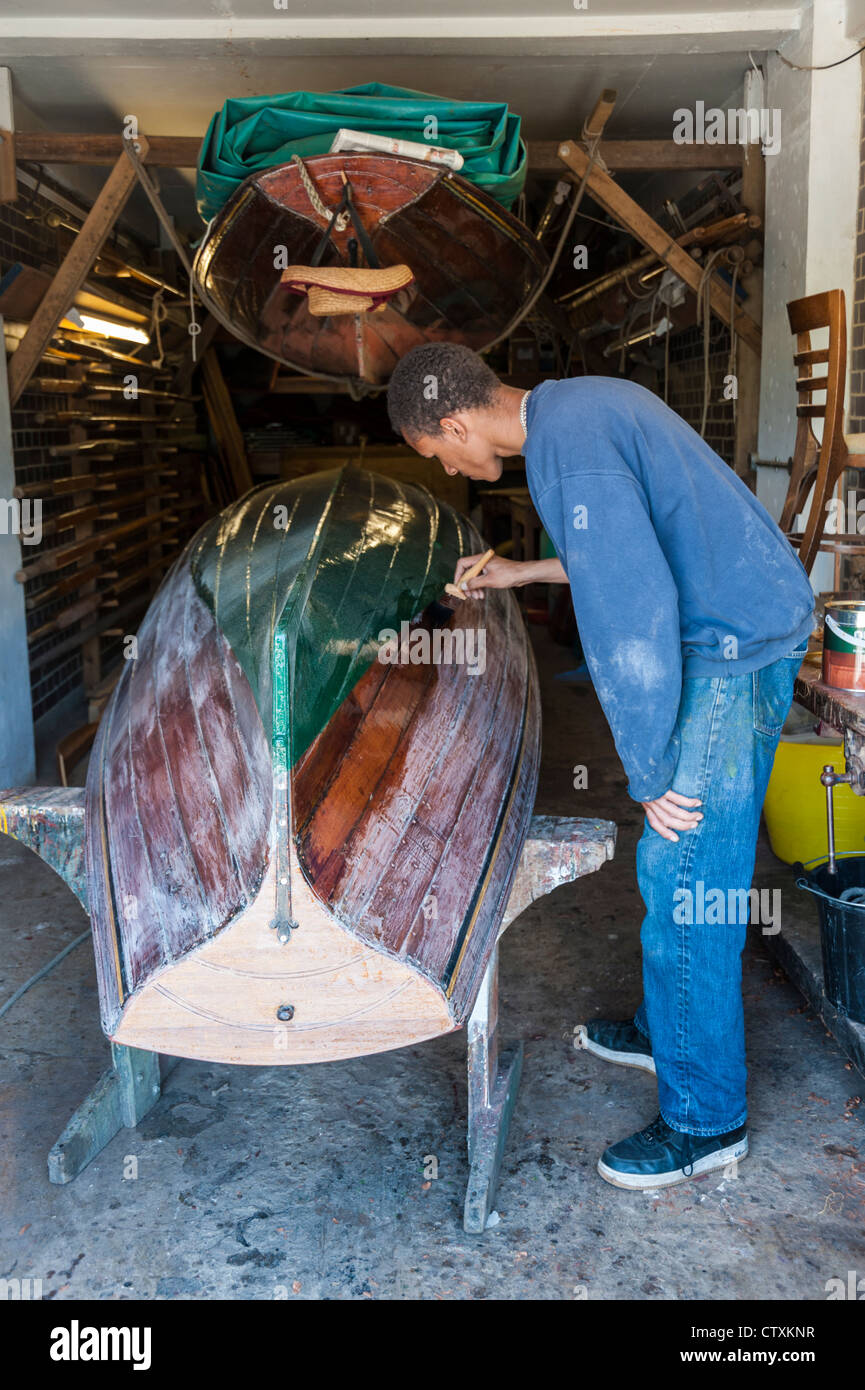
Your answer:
[822,600,865,692]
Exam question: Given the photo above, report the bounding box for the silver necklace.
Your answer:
[519,389,532,436]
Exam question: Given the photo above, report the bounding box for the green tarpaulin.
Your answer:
[196,83,527,222]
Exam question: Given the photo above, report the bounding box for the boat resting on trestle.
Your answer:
[0,468,541,1064]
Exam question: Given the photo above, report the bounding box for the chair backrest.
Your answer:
[787,289,846,436]
[778,290,848,564]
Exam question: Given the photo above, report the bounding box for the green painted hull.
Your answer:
[189,467,468,762]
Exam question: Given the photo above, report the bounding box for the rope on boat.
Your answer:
[149,288,168,368]
[292,154,351,233]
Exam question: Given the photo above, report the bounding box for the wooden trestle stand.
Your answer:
[37,809,614,1232]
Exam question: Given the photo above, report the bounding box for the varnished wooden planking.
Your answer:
[85,559,272,1033]
[297,656,437,896]
[193,153,548,384]
[361,600,516,962]
[327,611,483,922]
[114,573,220,976]
[291,554,540,1022]
[80,467,540,1048]
[292,659,390,823]
[148,572,244,925]
[447,658,541,1020]
[412,616,538,1015]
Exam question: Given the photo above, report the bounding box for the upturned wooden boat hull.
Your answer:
[4,469,540,1064]
[193,154,548,385]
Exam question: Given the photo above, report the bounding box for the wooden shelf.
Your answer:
[795,659,865,740]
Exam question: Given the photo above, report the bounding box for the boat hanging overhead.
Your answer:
[192,86,548,386]
[195,83,528,219]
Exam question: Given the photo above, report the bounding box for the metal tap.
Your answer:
[821,765,854,876]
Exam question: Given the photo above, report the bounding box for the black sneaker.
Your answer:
[597,1114,749,1190]
[574,1019,655,1075]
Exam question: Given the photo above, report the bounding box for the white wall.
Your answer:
[757,0,862,592]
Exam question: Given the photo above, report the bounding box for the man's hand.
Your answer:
[641,790,703,843]
[453,553,529,598]
[453,554,567,598]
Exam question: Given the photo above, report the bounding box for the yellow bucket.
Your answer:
[764,736,865,864]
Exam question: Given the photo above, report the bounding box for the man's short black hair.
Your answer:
[387,342,500,440]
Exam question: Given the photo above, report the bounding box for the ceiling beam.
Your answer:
[15,132,742,173]
[528,140,741,174]
[16,133,203,167]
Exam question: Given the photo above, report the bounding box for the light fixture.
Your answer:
[63,306,150,345]
[603,318,673,358]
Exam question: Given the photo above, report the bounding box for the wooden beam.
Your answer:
[584,90,617,141]
[557,139,761,358]
[559,212,760,309]
[6,137,149,407]
[0,69,15,204]
[528,139,742,176]
[13,130,742,176]
[200,349,253,498]
[732,69,766,485]
[15,132,201,168]
[0,130,15,204]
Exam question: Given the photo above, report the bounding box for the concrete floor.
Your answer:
[1,627,863,1301]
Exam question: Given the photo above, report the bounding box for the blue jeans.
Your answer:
[633,644,806,1136]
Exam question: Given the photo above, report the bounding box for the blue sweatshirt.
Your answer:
[523,377,814,803]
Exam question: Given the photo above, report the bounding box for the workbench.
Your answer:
[765,662,865,1077]
[794,661,865,788]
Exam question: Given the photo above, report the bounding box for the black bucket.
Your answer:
[796,854,865,1024]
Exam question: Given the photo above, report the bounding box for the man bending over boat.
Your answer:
[386,342,814,1192]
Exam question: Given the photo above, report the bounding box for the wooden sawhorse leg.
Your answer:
[463,945,523,1233]
[461,814,617,1231]
[47,1043,162,1184]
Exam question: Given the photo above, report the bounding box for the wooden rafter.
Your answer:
[557,139,761,358]
[200,349,253,501]
[0,129,15,203]
[7,137,150,407]
[13,131,742,174]
[530,139,741,175]
[0,69,15,203]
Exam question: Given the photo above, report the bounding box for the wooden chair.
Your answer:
[779,289,864,576]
